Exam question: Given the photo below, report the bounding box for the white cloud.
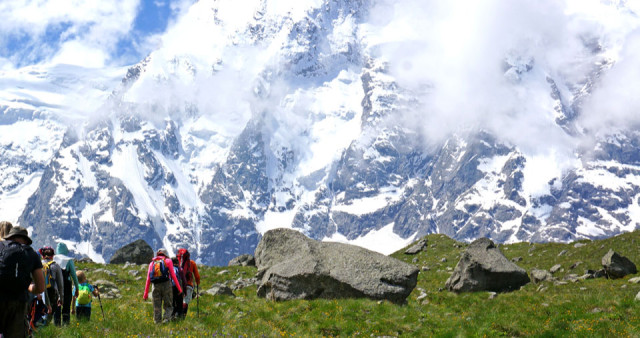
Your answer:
[365,0,640,155]
[0,0,140,67]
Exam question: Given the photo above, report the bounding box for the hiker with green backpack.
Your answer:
[143,249,182,323]
[39,246,65,326]
[73,270,100,321]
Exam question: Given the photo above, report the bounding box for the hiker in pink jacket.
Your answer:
[143,249,182,323]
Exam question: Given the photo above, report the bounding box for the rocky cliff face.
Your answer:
[1,0,639,265]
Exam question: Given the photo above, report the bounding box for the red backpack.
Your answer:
[178,249,192,282]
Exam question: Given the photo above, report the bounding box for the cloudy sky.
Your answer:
[0,0,193,70]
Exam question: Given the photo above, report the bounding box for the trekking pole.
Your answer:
[94,285,105,320]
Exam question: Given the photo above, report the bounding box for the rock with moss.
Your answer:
[109,239,154,265]
[602,249,637,279]
[445,238,530,293]
[254,228,418,303]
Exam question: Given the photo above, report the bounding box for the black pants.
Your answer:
[46,287,61,326]
[0,300,27,338]
[56,278,72,325]
[76,306,91,321]
[171,285,183,319]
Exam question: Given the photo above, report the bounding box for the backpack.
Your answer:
[0,241,32,291]
[150,258,169,284]
[178,249,192,282]
[76,284,92,305]
[42,260,56,289]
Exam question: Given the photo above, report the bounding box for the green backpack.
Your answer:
[77,284,92,305]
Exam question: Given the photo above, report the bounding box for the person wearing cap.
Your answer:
[143,248,182,323]
[0,226,45,337]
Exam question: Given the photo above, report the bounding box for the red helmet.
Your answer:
[39,246,54,257]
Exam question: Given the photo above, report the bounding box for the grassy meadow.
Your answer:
[38,231,640,337]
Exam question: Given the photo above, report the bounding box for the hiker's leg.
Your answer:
[61,279,72,324]
[161,282,173,322]
[0,300,27,338]
[53,299,62,326]
[184,285,193,305]
[152,284,163,323]
[171,286,180,318]
[46,288,57,325]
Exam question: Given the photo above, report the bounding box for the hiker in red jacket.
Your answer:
[143,249,182,323]
[177,248,200,317]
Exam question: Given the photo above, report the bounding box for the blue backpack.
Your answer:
[150,258,169,284]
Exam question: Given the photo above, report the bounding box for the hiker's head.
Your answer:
[56,242,69,255]
[0,221,13,239]
[4,226,32,245]
[77,270,86,283]
[39,246,54,258]
[172,257,179,265]
[156,248,168,257]
[178,248,190,262]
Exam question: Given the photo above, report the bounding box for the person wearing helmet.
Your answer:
[39,246,64,326]
[142,249,182,323]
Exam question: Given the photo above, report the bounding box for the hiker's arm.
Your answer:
[143,263,153,299]
[193,262,200,286]
[55,265,64,302]
[68,260,80,294]
[30,268,45,294]
[166,259,182,294]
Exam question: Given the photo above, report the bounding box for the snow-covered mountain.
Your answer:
[3,0,640,265]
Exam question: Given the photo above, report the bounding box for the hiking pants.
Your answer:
[46,287,61,326]
[152,281,173,323]
[76,306,91,321]
[57,277,73,325]
[0,300,27,338]
[171,285,183,319]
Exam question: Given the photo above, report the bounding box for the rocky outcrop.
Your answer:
[109,239,154,265]
[531,269,555,283]
[228,254,256,267]
[404,238,428,255]
[254,228,418,303]
[205,283,235,297]
[445,238,530,293]
[602,249,637,279]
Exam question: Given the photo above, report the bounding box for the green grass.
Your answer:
[38,232,640,337]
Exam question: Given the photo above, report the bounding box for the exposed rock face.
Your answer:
[445,238,530,292]
[404,238,428,255]
[228,254,256,267]
[109,239,154,265]
[531,269,555,283]
[205,283,235,297]
[602,249,637,279]
[94,280,121,299]
[254,228,418,303]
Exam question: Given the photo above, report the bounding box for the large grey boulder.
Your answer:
[445,238,530,293]
[254,228,418,303]
[109,239,154,265]
[602,249,637,279]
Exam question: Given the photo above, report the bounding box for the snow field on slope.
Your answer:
[325,222,417,256]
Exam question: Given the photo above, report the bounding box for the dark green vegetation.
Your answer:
[39,232,640,337]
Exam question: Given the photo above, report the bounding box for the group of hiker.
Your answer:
[143,247,200,323]
[0,221,102,337]
[0,221,202,336]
